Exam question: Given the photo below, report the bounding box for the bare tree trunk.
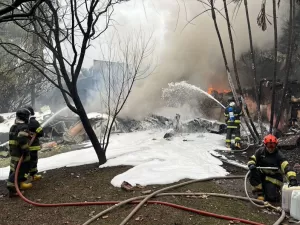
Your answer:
[72,88,107,165]
[223,0,260,142]
[31,30,38,108]
[30,82,36,108]
[292,0,296,64]
[269,0,278,134]
[210,0,257,141]
[274,0,294,130]
[244,0,262,137]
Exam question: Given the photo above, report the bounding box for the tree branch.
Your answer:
[0,0,44,22]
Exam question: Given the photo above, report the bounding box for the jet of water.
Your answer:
[41,106,69,127]
[162,81,226,109]
[196,87,226,109]
[0,106,70,147]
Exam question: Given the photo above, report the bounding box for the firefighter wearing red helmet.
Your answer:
[247,134,298,202]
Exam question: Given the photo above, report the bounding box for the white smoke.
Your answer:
[118,0,289,119]
[86,0,289,120]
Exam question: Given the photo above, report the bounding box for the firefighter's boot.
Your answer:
[8,190,25,198]
[235,142,241,149]
[252,185,264,201]
[20,182,32,190]
[32,174,42,181]
[257,195,265,201]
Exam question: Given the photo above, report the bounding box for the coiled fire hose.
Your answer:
[244,167,279,208]
[244,167,286,225]
[12,155,287,225]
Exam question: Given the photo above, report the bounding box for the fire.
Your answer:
[207,87,231,95]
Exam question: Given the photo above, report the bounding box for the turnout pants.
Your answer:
[225,125,241,144]
[7,153,30,193]
[29,150,38,176]
[249,169,283,202]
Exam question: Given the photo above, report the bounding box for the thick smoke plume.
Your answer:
[112,0,289,119]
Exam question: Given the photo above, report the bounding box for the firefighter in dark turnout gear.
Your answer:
[25,106,43,181]
[6,108,33,197]
[248,134,298,202]
[224,97,243,149]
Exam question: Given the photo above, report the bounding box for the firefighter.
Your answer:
[248,134,298,202]
[224,97,243,149]
[6,108,33,197]
[25,106,43,181]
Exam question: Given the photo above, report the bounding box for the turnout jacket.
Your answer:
[224,105,243,128]
[9,120,30,160]
[248,147,296,184]
[28,117,44,151]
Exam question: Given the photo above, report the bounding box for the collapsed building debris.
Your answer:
[163,113,227,140]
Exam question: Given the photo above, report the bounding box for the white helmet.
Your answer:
[229,102,235,107]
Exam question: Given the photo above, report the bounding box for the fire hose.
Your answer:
[244,167,286,225]
[12,156,285,225]
[244,167,279,208]
[115,167,284,225]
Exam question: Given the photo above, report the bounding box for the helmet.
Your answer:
[24,105,35,116]
[263,134,278,151]
[263,134,278,145]
[16,108,31,123]
[228,96,235,103]
[229,102,235,107]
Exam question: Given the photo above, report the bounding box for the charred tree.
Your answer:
[275,0,294,130]
[243,0,263,137]
[270,0,278,134]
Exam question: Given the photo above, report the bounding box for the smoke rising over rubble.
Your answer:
[98,0,289,120]
[118,0,289,119]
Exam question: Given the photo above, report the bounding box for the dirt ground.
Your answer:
[0,162,281,225]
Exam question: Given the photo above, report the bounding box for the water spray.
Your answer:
[162,81,225,109]
[41,106,69,127]
[162,81,251,144]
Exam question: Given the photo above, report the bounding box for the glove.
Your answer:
[289,178,298,187]
[248,164,256,171]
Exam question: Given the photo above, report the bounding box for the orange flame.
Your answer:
[207,87,231,94]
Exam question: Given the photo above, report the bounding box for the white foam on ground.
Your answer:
[0,130,227,187]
